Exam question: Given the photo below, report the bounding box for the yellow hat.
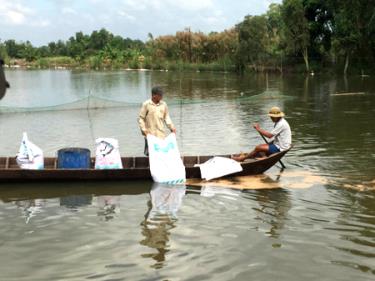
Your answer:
[268,106,285,117]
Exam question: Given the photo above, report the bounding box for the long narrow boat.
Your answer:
[0,149,289,182]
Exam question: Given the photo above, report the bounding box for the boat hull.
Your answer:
[0,150,289,182]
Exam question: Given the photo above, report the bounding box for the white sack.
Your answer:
[16,132,44,170]
[95,138,123,169]
[196,156,243,180]
[147,133,186,184]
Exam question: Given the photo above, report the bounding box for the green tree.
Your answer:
[332,4,360,74]
[303,0,333,59]
[4,40,22,58]
[331,0,375,74]
[67,31,90,61]
[37,46,50,57]
[281,0,310,71]
[89,28,113,50]
[20,41,38,62]
[266,3,284,70]
[0,42,9,63]
[235,15,269,71]
[49,40,68,56]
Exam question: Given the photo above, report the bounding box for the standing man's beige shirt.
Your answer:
[138,99,175,139]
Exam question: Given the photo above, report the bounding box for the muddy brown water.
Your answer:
[0,70,374,280]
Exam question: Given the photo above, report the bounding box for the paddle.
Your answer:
[257,130,286,169]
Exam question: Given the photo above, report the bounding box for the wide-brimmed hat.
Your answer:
[268,106,285,117]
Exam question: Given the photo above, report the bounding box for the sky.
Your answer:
[0,0,282,46]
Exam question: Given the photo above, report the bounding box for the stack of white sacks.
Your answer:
[15,134,123,170]
[15,133,241,182]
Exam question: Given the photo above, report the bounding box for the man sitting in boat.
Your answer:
[138,86,176,156]
[232,106,291,162]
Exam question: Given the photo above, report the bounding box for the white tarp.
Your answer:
[16,132,44,170]
[95,138,123,169]
[147,133,186,184]
[196,156,243,180]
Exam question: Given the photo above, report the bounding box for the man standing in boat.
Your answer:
[138,86,176,156]
[232,106,291,162]
[0,58,10,100]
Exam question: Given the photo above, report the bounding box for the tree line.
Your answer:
[236,0,375,74]
[0,0,374,74]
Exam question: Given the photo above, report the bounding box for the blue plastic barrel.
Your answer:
[57,148,91,169]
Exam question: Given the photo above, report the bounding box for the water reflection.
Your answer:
[140,183,186,269]
[60,195,93,210]
[14,198,45,223]
[333,189,375,257]
[96,195,120,221]
[251,188,291,239]
[200,185,241,197]
[148,183,186,219]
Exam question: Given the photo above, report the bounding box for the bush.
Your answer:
[143,56,153,69]
[36,58,49,68]
[111,58,124,69]
[128,58,139,69]
[49,56,75,66]
[88,55,103,69]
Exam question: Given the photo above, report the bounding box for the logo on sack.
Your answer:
[154,142,175,153]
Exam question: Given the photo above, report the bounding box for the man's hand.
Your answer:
[253,123,260,131]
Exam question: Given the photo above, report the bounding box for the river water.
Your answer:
[0,70,374,280]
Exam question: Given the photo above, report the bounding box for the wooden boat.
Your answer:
[0,149,289,182]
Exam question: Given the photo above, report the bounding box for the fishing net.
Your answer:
[0,69,295,114]
[0,96,138,113]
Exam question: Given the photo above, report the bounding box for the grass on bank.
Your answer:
[7,56,374,75]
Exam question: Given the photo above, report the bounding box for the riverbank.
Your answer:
[4,57,373,75]
[4,57,237,73]
[2,57,322,74]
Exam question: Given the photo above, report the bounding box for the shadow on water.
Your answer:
[0,181,152,202]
